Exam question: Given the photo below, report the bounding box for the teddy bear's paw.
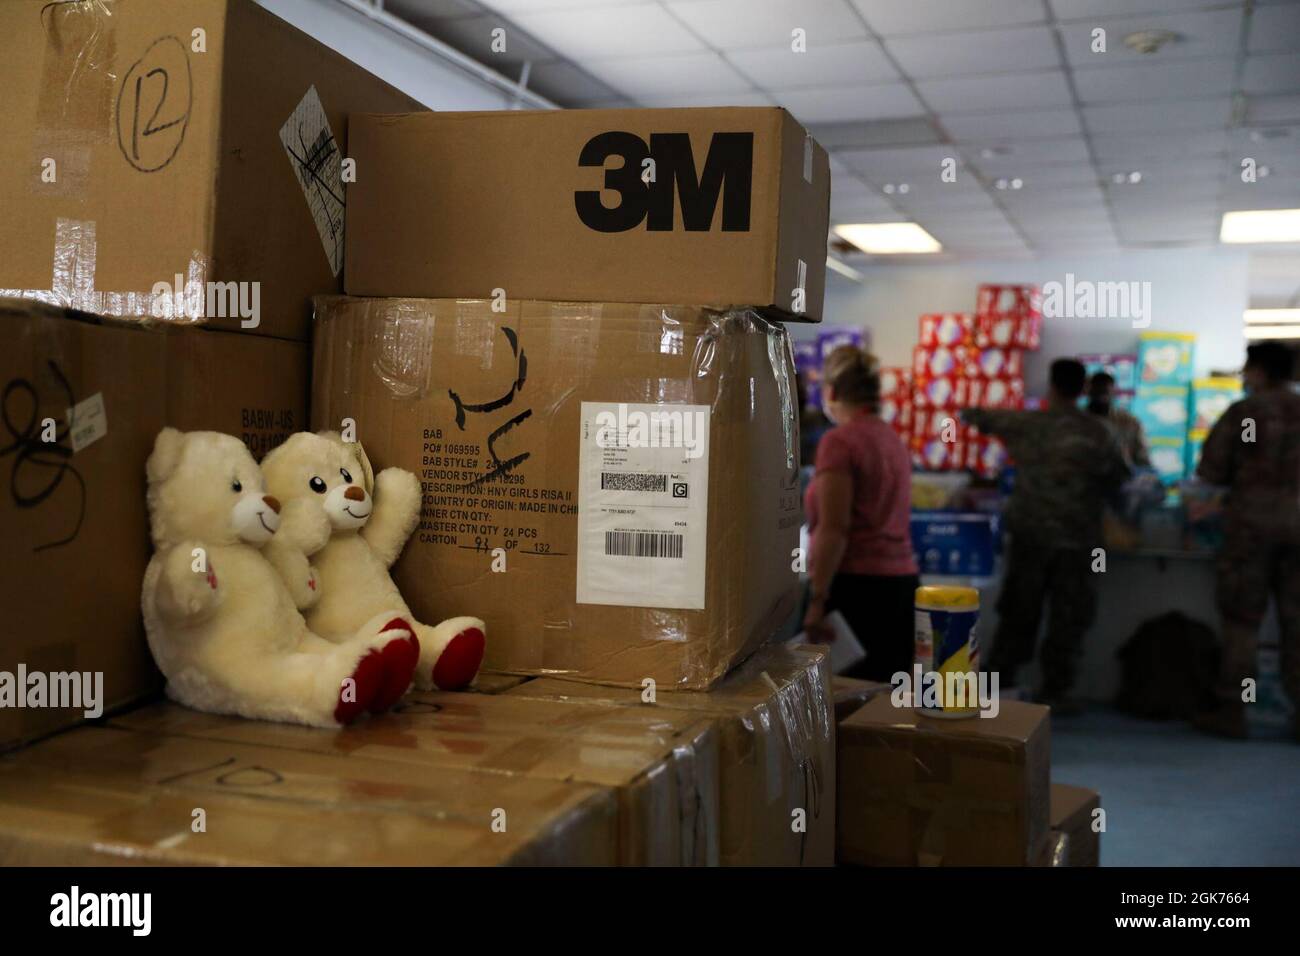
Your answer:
[334,649,385,725]
[432,624,486,691]
[368,619,420,714]
[166,545,222,618]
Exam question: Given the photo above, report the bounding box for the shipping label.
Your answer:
[576,401,710,610]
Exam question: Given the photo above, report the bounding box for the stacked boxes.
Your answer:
[0,0,421,751]
[837,696,1052,866]
[1080,353,1137,409]
[1049,783,1102,867]
[1133,332,1197,486]
[509,644,836,867]
[909,285,1039,477]
[878,365,914,440]
[1187,377,1241,474]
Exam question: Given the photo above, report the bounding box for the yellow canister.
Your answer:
[913,585,981,718]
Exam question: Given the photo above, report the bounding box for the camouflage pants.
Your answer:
[988,541,1097,696]
[1214,531,1300,708]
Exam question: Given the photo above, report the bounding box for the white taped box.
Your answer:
[311,296,803,690]
[0,297,309,752]
[0,0,420,341]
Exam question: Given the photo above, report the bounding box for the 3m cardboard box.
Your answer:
[344,108,829,321]
[509,644,835,866]
[112,693,719,866]
[0,298,308,751]
[0,0,420,341]
[0,726,617,865]
[1050,783,1101,867]
[837,697,1050,866]
[312,296,803,689]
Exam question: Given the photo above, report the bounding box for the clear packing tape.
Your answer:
[0,218,211,321]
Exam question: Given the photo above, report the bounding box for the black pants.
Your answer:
[989,540,1097,696]
[826,573,920,682]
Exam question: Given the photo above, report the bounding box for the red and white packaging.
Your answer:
[1013,314,1042,350]
[913,344,974,379]
[879,396,913,433]
[975,284,1042,353]
[971,436,1010,478]
[979,375,1025,410]
[913,374,976,409]
[919,313,976,349]
[878,366,912,400]
[972,347,1023,379]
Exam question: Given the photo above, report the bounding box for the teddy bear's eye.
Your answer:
[309,476,327,494]
[340,468,353,484]
[231,479,242,493]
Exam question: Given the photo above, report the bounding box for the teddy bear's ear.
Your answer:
[318,429,374,496]
[146,428,185,484]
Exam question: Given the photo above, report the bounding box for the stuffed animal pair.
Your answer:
[141,429,484,728]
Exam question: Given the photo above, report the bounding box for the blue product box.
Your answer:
[1148,436,1187,486]
[1133,385,1190,439]
[818,328,863,363]
[1080,352,1138,391]
[1137,332,1195,386]
[1189,377,1241,432]
[910,511,1001,578]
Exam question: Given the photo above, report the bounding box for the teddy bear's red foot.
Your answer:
[432,626,485,691]
[335,649,385,725]
[369,620,420,713]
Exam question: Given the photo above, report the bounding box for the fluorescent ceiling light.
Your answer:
[1220,209,1300,244]
[1244,324,1300,339]
[834,222,941,255]
[1244,308,1300,325]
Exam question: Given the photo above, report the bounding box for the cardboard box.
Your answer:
[1190,377,1240,432]
[111,693,719,866]
[343,108,829,321]
[508,644,835,866]
[468,672,532,695]
[837,696,1050,866]
[1133,384,1190,439]
[0,726,617,865]
[311,296,802,690]
[832,676,891,723]
[0,299,309,752]
[0,0,420,341]
[1050,783,1101,867]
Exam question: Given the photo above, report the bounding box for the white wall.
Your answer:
[257,0,529,111]
[804,247,1253,392]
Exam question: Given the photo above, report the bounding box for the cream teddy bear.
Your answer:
[261,431,485,691]
[141,428,420,727]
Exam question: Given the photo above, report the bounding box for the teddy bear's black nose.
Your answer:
[263,496,281,514]
[344,486,365,502]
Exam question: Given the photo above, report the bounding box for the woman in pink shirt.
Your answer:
[803,346,918,681]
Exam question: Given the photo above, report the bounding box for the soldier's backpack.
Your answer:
[1114,611,1219,719]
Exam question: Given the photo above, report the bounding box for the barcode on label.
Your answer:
[601,472,666,492]
[604,531,684,558]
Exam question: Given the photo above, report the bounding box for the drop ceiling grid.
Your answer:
[389,0,1296,254]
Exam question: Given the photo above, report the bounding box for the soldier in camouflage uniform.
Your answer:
[964,359,1130,712]
[1194,341,1300,741]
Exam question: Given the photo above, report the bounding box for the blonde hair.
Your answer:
[822,344,881,407]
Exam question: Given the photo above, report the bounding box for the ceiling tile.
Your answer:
[1049,0,1238,20]
[417,13,557,68]
[583,52,753,97]
[636,90,777,108]
[851,0,1046,35]
[835,144,955,178]
[1000,164,1100,187]
[729,39,899,88]
[507,4,705,60]
[525,60,619,106]
[813,118,941,148]
[1083,98,1232,133]
[916,70,1074,112]
[667,0,868,49]
[1058,9,1245,67]
[1242,53,1300,94]
[968,138,1093,171]
[1072,58,1236,104]
[1090,129,1227,162]
[1248,94,1300,124]
[777,83,926,123]
[884,26,1062,78]
[942,108,1084,141]
[1249,4,1300,54]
